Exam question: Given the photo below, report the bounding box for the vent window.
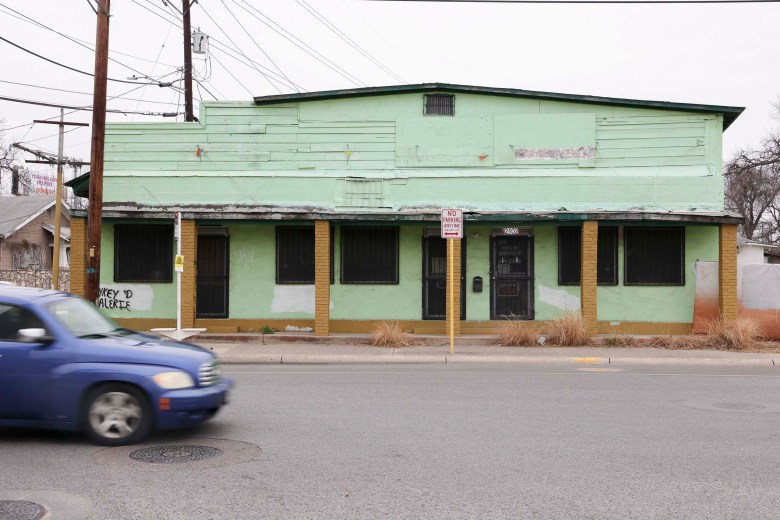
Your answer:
[424,94,454,116]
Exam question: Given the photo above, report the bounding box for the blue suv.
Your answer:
[0,285,233,446]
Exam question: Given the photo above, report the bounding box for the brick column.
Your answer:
[580,221,598,334]
[180,220,198,328]
[445,238,462,335]
[314,221,330,336]
[719,223,738,321]
[69,217,86,297]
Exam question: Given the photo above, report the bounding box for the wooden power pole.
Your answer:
[85,0,111,302]
[30,112,89,290]
[183,0,195,122]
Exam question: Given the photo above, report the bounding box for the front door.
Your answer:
[490,235,533,319]
[197,234,229,319]
[422,235,465,320]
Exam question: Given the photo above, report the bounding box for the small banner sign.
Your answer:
[174,255,184,272]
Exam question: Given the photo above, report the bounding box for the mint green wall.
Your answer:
[98,222,177,319]
[598,225,718,323]
[103,93,726,214]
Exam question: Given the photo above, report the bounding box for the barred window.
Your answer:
[624,227,684,285]
[424,94,454,116]
[558,226,618,286]
[340,227,399,284]
[114,225,173,283]
[276,226,315,284]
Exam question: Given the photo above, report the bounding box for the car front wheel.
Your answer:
[82,383,152,446]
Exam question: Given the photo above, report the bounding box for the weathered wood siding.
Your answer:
[103,93,724,212]
[0,208,70,270]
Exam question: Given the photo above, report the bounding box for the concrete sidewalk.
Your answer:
[194,338,780,367]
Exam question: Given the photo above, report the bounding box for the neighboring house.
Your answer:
[68,83,743,336]
[0,195,70,270]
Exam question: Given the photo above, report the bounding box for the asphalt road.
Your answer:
[3,364,780,519]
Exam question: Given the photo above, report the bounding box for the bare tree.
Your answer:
[724,134,780,242]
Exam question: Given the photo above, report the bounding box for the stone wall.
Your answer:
[0,268,70,292]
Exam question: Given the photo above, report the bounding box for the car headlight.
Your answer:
[152,371,195,389]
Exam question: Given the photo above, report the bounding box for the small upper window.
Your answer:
[424,94,454,116]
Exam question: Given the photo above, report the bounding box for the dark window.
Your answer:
[114,224,173,282]
[0,304,46,341]
[277,226,315,284]
[558,226,619,286]
[624,227,684,285]
[424,94,454,116]
[341,226,399,284]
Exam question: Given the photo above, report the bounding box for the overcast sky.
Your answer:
[1,0,779,187]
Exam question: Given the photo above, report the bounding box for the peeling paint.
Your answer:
[538,285,580,311]
[515,147,596,161]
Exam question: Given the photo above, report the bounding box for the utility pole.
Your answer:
[85,0,110,302]
[183,0,195,122]
[29,111,89,290]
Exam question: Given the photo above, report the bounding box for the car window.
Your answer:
[45,296,119,338]
[0,303,46,342]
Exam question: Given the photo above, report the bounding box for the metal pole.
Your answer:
[449,238,454,354]
[85,0,110,302]
[52,108,64,290]
[183,0,194,122]
[176,212,182,335]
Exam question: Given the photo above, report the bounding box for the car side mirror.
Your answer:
[17,328,54,344]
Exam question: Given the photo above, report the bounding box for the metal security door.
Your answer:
[422,235,466,320]
[197,234,229,319]
[490,235,533,319]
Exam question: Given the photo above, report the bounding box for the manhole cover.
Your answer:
[129,445,223,464]
[712,402,766,411]
[0,500,46,520]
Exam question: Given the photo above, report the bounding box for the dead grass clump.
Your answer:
[369,321,418,348]
[704,317,764,351]
[602,335,637,348]
[646,335,707,350]
[545,312,591,346]
[495,321,537,347]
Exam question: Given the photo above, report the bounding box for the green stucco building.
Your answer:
[69,83,744,335]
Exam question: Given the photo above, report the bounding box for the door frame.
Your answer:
[489,229,534,320]
[421,230,466,320]
[196,228,230,319]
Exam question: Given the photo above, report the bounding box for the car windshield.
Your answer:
[45,296,124,338]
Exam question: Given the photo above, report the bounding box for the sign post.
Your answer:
[441,209,463,354]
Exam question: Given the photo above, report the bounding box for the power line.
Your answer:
[295,0,407,83]
[0,4,178,78]
[369,0,780,3]
[0,94,182,116]
[219,0,300,92]
[198,3,284,94]
[0,35,159,86]
[0,79,181,106]
[208,51,254,96]
[232,0,368,88]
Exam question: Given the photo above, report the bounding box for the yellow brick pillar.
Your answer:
[580,221,598,334]
[719,223,738,321]
[314,221,331,337]
[180,220,198,328]
[69,217,86,297]
[445,238,462,335]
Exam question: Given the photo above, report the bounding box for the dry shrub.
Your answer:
[545,312,590,346]
[369,321,418,348]
[704,317,764,351]
[602,335,637,348]
[496,321,537,347]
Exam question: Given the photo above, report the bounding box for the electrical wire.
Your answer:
[0,4,179,80]
[371,0,780,3]
[218,0,299,92]
[208,51,254,96]
[232,0,368,88]
[0,79,181,106]
[198,4,283,94]
[0,94,182,116]
[295,0,407,83]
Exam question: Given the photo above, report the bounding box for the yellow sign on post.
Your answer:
[174,255,184,272]
[442,209,463,355]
